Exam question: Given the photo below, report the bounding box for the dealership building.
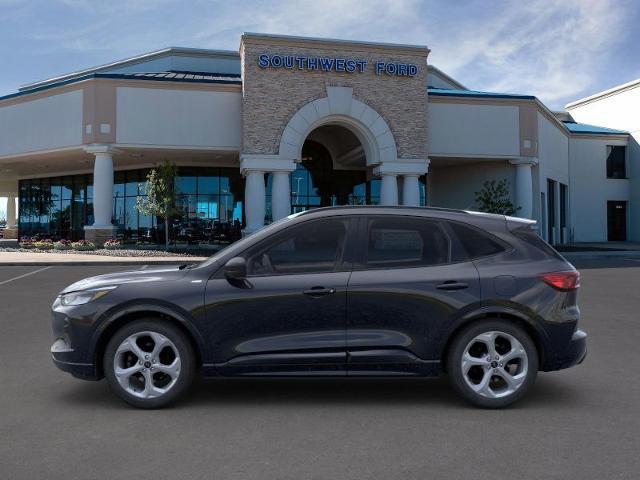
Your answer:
[0,33,636,245]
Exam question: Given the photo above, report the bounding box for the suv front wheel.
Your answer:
[446,320,538,408]
[104,319,195,408]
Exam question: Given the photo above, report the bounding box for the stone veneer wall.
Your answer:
[241,36,429,160]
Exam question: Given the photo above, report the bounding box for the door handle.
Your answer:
[436,281,469,291]
[303,287,337,297]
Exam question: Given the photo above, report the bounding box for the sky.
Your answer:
[1,0,639,217]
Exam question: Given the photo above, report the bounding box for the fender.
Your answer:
[91,299,207,362]
[434,303,552,361]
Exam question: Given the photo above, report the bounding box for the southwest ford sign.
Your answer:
[257,54,418,77]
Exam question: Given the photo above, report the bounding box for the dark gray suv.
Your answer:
[51,206,586,408]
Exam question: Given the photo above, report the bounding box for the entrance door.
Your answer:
[204,216,355,375]
[607,201,627,241]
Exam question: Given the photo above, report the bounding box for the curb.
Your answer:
[563,251,640,258]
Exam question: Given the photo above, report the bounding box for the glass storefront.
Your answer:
[19,167,244,244]
[18,164,425,244]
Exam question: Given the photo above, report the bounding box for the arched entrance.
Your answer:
[241,86,429,232]
[286,124,382,214]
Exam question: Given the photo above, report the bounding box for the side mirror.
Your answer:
[224,256,247,281]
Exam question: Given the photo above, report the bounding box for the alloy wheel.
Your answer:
[113,331,181,399]
[461,330,529,399]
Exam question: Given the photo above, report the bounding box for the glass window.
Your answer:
[447,221,506,259]
[113,171,125,198]
[606,146,626,179]
[176,175,197,194]
[248,218,349,276]
[365,217,450,268]
[125,171,139,196]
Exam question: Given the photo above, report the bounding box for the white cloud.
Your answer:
[4,0,634,108]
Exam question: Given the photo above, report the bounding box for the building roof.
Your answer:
[562,121,628,135]
[565,78,640,109]
[0,71,241,103]
[19,47,240,92]
[428,87,535,100]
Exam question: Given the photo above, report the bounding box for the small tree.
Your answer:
[136,161,178,251]
[474,179,518,215]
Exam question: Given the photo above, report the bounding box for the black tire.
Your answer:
[446,319,538,408]
[103,319,196,409]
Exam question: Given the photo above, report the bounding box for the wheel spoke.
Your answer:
[470,370,493,397]
[475,332,498,358]
[501,342,526,363]
[156,357,181,379]
[114,364,142,387]
[462,352,489,373]
[116,335,145,361]
[498,369,526,392]
[150,332,171,357]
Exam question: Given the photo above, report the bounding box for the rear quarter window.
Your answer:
[512,227,565,260]
[447,221,507,259]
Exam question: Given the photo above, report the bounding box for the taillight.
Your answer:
[540,271,580,291]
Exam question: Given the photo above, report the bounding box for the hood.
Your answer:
[61,266,188,294]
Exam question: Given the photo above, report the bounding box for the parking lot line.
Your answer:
[0,266,52,286]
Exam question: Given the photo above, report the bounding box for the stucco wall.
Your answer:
[241,36,428,159]
[569,136,630,242]
[568,86,639,241]
[427,102,520,157]
[0,90,83,156]
[116,87,242,148]
[428,161,515,210]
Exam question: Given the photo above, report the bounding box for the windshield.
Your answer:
[195,213,301,269]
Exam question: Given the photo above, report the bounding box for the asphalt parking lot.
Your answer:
[1,258,639,480]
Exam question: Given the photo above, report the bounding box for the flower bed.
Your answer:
[54,239,72,250]
[70,240,96,251]
[103,238,122,250]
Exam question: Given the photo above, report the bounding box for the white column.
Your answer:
[271,171,291,221]
[379,174,399,206]
[244,170,266,233]
[402,175,420,206]
[91,151,115,227]
[6,195,16,229]
[510,158,537,219]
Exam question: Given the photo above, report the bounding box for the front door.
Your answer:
[204,217,355,375]
[346,215,481,375]
[608,201,627,241]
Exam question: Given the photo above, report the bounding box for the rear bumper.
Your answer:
[546,329,587,371]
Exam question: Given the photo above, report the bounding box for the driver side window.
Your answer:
[247,218,350,276]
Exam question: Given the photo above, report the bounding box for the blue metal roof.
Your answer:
[562,121,628,135]
[428,87,535,100]
[0,71,242,102]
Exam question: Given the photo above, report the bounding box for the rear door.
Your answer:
[346,215,481,375]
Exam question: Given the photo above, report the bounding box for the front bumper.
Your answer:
[547,329,587,371]
[51,338,100,380]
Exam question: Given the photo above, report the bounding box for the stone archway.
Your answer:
[278,86,398,166]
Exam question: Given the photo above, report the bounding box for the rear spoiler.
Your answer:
[464,210,537,231]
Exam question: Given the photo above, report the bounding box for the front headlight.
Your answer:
[60,286,117,306]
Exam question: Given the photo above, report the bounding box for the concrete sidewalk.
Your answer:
[0,251,208,266]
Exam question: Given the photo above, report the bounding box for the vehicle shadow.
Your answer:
[57,374,582,410]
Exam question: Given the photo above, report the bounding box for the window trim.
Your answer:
[240,216,356,278]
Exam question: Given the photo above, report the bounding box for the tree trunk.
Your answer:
[164,216,170,251]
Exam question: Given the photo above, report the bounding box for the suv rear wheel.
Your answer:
[104,319,195,408]
[446,319,538,408]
